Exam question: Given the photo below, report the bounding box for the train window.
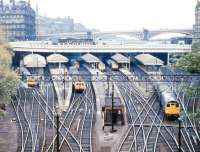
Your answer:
[167,104,170,107]
[176,103,179,107]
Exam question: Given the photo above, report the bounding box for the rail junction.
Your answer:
[5,51,200,152]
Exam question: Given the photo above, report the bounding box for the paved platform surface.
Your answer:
[0,106,18,152]
[49,66,72,111]
[85,65,128,152]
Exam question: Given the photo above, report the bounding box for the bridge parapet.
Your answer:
[10,41,192,53]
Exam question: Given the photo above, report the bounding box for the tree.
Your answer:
[175,40,200,130]
[0,34,20,115]
[174,39,200,73]
[175,52,200,73]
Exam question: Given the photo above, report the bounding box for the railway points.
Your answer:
[3,52,200,152]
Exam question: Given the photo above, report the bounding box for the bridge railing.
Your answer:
[10,42,192,50]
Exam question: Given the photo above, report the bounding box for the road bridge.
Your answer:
[10,41,191,53]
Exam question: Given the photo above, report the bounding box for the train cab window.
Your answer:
[167,104,170,107]
[176,103,179,107]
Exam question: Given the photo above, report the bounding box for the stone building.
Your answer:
[194,0,200,39]
[0,0,35,41]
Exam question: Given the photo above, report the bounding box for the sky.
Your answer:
[30,0,197,31]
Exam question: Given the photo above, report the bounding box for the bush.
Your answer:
[0,36,20,113]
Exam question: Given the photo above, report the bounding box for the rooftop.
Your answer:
[46,53,69,63]
[102,96,124,107]
[23,54,46,68]
[111,53,129,64]
[81,53,100,63]
[135,54,164,66]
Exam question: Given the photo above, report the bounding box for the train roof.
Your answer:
[111,53,129,64]
[102,96,124,107]
[135,54,164,66]
[107,59,117,64]
[161,92,177,104]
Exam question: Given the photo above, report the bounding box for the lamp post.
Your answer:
[63,67,66,100]
[55,107,61,152]
[107,74,110,96]
[178,116,183,152]
[129,55,131,72]
[110,83,117,133]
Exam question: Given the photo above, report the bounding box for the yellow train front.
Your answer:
[73,80,86,93]
[111,63,119,71]
[162,92,180,118]
[27,77,39,88]
[107,59,119,71]
[98,63,106,72]
[156,82,180,119]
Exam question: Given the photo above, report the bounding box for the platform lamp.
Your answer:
[178,116,184,152]
[36,52,38,81]
[55,106,61,152]
[63,67,66,100]
[107,74,110,96]
[110,83,117,133]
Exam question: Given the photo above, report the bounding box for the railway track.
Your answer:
[37,66,96,152]
[32,83,78,152]
[10,65,96,152]
[60,67,95,152]
[106,69,200,152]
[161,67,200,151]
[11,88,39,152]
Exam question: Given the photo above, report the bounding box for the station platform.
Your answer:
[84,65,128,152]
[49,67,72,111]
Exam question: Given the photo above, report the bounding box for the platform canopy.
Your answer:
[23,54,46,68]
[46,53,69,63]
[135,54,164,66]
[81,53,101,63]
[111,53,129,64]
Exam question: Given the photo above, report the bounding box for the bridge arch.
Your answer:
[149,32,192,40]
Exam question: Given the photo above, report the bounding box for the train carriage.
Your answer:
[101,97,125,129]
[73,80,86,93]
[27,76,39,88]
[106,59,119,71]
[155,82,180,118]
[98,62,106,72]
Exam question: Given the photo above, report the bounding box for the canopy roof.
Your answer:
[81,53,100,63]
[47,53,69,63]
[111,53,129,64]
[23,54,46,68]
[135,54,164,66]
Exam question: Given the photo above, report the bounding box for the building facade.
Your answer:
[0,0,36,41]
[194,0,200,39]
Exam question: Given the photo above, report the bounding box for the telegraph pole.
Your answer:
[178,118,182,152]
[56,113,60,152]
[63,67,66,100]
[107,74,110,96]
[110,84,116,133]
